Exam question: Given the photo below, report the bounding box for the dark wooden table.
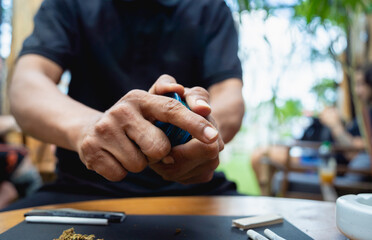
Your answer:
[0,196,345,240]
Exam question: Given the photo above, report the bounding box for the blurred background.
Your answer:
[220,0,372,196]
[0,0,371,202]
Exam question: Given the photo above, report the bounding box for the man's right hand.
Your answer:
[11,55,219,182]
[76,80,219,181]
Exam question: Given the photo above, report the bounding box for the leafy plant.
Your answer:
[310,78,338,107]
[254,97,303,140]
[236,0,371,19]
[294,0,371,30]
[275,98,303,124]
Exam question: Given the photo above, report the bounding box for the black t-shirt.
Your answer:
[20,0,242,196]
[346,108,372,136]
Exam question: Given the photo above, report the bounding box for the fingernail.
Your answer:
[204,126,218,140]
[162,156,174,164]
[196,99,211,108]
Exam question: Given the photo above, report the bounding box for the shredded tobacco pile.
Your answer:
[54,228,104,240]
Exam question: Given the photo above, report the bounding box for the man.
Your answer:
[251,64,372,190]
[6,0,244,209]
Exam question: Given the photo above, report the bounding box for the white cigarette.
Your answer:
[25,216,108,225]
[247,229,269,240]
[264,229,286,240]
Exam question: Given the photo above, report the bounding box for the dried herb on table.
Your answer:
[174,228,182,235]
[54,228,104,240]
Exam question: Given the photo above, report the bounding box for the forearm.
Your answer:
[10,56,101,151]
[209,78,244,143]
[330,124,365,149]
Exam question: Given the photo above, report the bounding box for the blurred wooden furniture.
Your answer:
[2,0,56,182]
[261,140,372,201]
[0,196,344,240]
[2,0,43,114]
[5,131,56,182]
[23,137,57,183]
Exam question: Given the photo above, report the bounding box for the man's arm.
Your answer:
[208,78,244,143]
[319,107,364,148]
[328,124,364,148]
[10,55,220,182]
[10,54,100,151]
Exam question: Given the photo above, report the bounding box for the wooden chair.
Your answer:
[261,140,372,201]
[19,134,56,183]
[4,131,57,183]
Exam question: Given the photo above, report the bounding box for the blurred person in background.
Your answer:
[251,63,372,190]
[0,115,42,209]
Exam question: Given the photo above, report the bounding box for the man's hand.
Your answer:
[11,55,223,184]
[319,107,343,129]
[149,75,224,184]
[149,139,222,184]
[77,75,220,182]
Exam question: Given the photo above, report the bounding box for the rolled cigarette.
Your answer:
[264,229,286,240]
[247,229,269,240]
[25,216,108,225]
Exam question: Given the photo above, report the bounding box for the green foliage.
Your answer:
[275,99,303,124]
[238,0,251,11]
[294,0,371,30]
[234,0,366,137]
[236,0,371,30]
[256,97,303,125]
[310,78,338,106]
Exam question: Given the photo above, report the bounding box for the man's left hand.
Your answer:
[149,75,224,184]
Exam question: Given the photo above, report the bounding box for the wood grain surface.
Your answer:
[0,196,344,240]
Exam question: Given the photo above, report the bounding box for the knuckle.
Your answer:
[80,137,98,168]
[84,150,104,170]
[171,151,186,164]
[191,86,209,98]
[163,99,183,116]
[105,171,127,182]
[94,119,111,136]
[127,158,147,173]
[159,74,176,82]
[109,102,134,121]
[125,89,146,100]
[98,125,117,142]
[85,162,94,170]
[209,158,220,171]
[161,169,178,182]
[203,142,220,159]
[201,172,214,183]
[156,141,171,158]
[184,112,199,124]
[144,137,170,159]
[79,136,129,182]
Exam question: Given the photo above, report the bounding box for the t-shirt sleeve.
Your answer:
[19,0,78,70]
[202,1,242,87]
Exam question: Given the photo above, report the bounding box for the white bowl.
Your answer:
[336,194,372,240]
